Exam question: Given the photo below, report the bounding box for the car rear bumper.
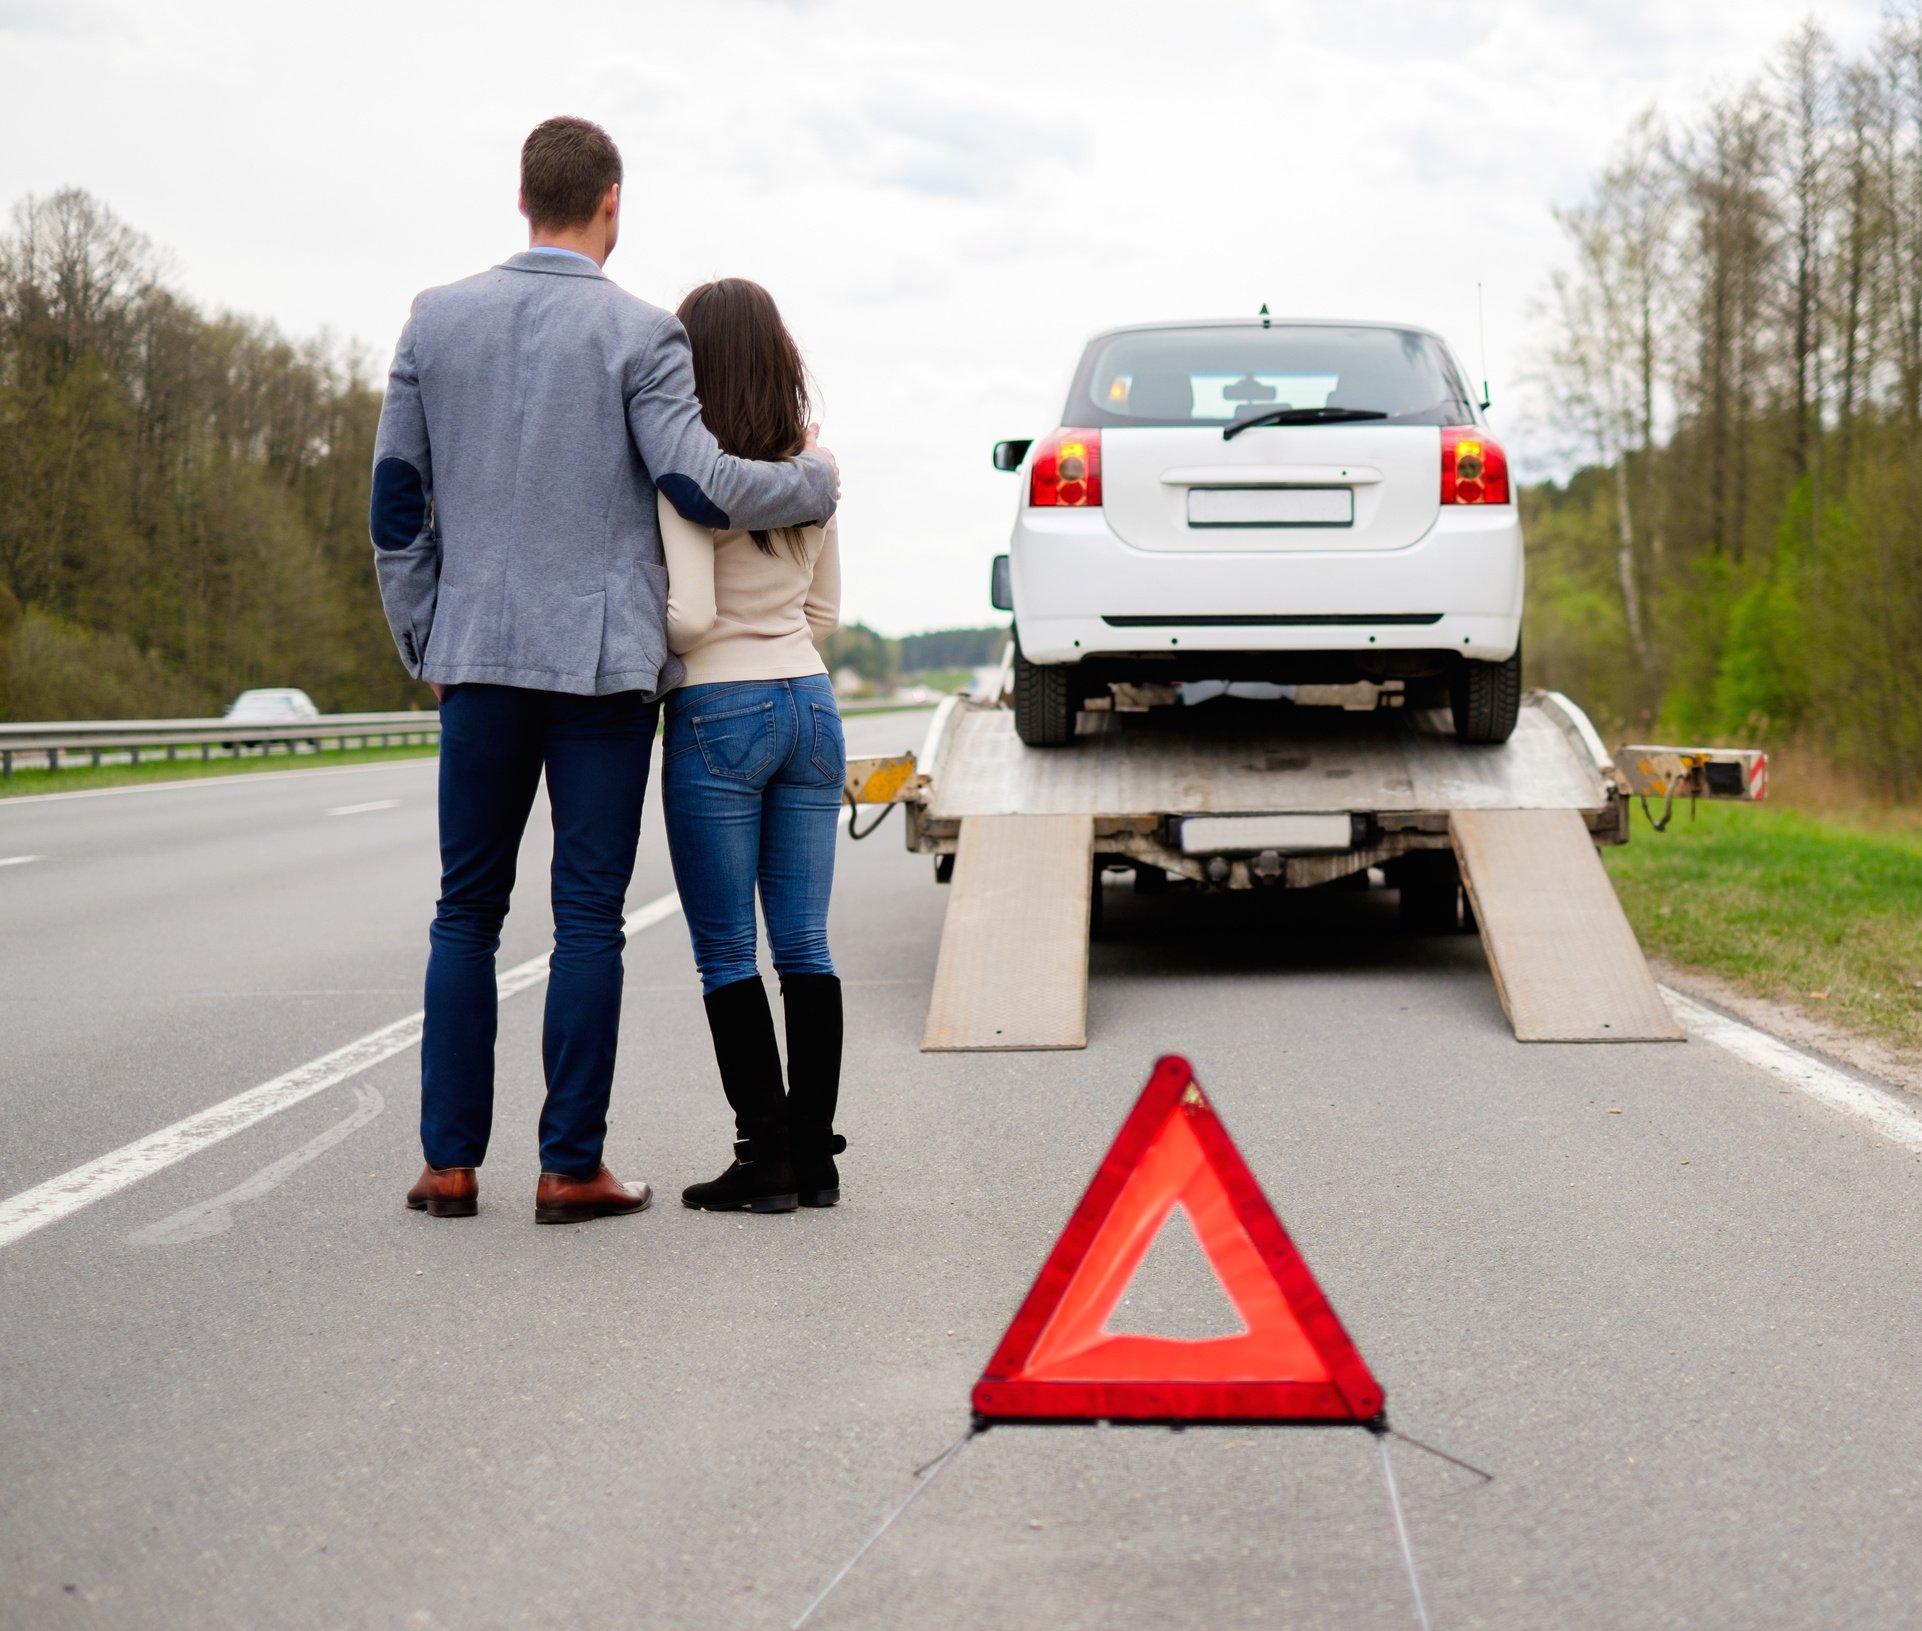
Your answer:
[1009,506,1523,664]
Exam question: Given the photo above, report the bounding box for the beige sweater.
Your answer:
[659,493,841,685]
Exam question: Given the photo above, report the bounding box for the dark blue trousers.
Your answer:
[421,683,659,1177]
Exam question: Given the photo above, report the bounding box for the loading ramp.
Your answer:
[848,692,1751,1051]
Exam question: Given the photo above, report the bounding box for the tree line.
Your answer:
[820,623,1008,688]
[1531,10,1922,797]
[0,189,406,719]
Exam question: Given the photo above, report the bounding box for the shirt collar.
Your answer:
[525,245,599,267]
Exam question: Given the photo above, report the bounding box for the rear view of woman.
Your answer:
[660,278,846,1214]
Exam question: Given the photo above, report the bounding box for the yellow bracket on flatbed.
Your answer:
[844,752,923,805]
[1613,745,1769,802]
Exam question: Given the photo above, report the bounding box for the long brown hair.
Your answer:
[676,278,811,556]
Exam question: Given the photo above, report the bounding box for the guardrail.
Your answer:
[0,711,440,776]
[0,695,937,778]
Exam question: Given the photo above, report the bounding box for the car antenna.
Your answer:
[1259,302,1271,330]
[1477,282,1491,411]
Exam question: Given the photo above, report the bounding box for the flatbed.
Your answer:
[903,691,1624,890]
[844,687,1761,1052]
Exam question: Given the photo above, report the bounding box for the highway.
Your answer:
[5,712,1922,1629]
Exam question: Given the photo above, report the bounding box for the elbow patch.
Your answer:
[371,457,428,552]
[657,472,730,531]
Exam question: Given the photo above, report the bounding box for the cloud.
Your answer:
[0,0,107,33]
[867,89,1087,199]
[842,255,947,305]
[1295,0,1503,64]
[803,84,1086,202]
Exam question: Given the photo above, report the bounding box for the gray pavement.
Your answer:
[4,715,1921,1630]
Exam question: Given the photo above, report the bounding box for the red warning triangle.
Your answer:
[973,1056,1383,1424]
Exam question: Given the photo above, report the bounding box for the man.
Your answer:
[370,116,838,1225]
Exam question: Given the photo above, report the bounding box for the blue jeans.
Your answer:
[422,683,659,1176]
[662,676,844,995]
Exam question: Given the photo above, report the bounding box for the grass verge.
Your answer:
[1605,801,1922,1053]
[0,742,439,799]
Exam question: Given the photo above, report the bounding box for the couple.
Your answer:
[370,116,847,1225]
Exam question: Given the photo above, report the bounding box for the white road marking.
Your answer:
[328,799,400,816]
[0,854,40,867]
[0,758,439,809]
[1663,985,1922,1156]
[130,1082,386,1245]
[0,889,684,1249]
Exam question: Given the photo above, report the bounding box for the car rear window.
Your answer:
[1067,325,1474,428]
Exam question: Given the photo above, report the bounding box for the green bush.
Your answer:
[0,607,207,721]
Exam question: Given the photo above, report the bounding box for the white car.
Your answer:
[989,318,1524,745]
[220,688,320,749]
[222,688,320,724]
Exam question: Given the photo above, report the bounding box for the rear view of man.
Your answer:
[370,116,839,1224]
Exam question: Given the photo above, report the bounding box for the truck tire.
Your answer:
[1450,642,1522,744]
[1398,873,1466,933]
[1013,641,1078,746]
[1394,851,1473,934]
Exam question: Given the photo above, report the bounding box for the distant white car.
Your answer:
[221,688,320,750]
[990,318,1524,745]
[222,688,320,724]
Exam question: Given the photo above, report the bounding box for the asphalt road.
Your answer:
[4,715,1922,1630]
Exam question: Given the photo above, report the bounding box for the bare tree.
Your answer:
[1833,62,1886,490]
[1684,90,1779,565]
[1774,20,1833,486]
[1544,109,1680,669]
[1884,5,1922,423]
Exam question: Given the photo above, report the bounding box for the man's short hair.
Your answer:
[520,117,623,230]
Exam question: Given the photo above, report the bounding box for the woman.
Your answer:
[660,278,846,1215]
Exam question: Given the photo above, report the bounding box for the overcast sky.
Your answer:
[0,0,1889,636]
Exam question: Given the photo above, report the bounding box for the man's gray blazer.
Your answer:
[369,251,837,697]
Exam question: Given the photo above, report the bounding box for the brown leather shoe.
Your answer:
[405,1164,478,1218]
[535,1164,653,1225]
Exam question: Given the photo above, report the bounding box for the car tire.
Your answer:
[1013,639,1078,747]
[1450,641,1522,744]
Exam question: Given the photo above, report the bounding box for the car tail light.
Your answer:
[1441,427,1509,505]
[1029,428,1103,507]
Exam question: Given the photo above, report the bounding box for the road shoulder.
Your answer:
[1656,955,1922,1098]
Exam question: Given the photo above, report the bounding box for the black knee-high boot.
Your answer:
[681,977,797,1213]
[781,973,845,1207]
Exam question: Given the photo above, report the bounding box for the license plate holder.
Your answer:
[1187,487,1354,528]
[1178,813,1357,853]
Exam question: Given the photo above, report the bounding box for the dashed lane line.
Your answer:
[0,854,40,867]
[1663,984,1922,1156]
[0,890,684,1250]
[328,799,401,816]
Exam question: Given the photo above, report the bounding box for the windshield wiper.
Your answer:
[1222,406,1389,440]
